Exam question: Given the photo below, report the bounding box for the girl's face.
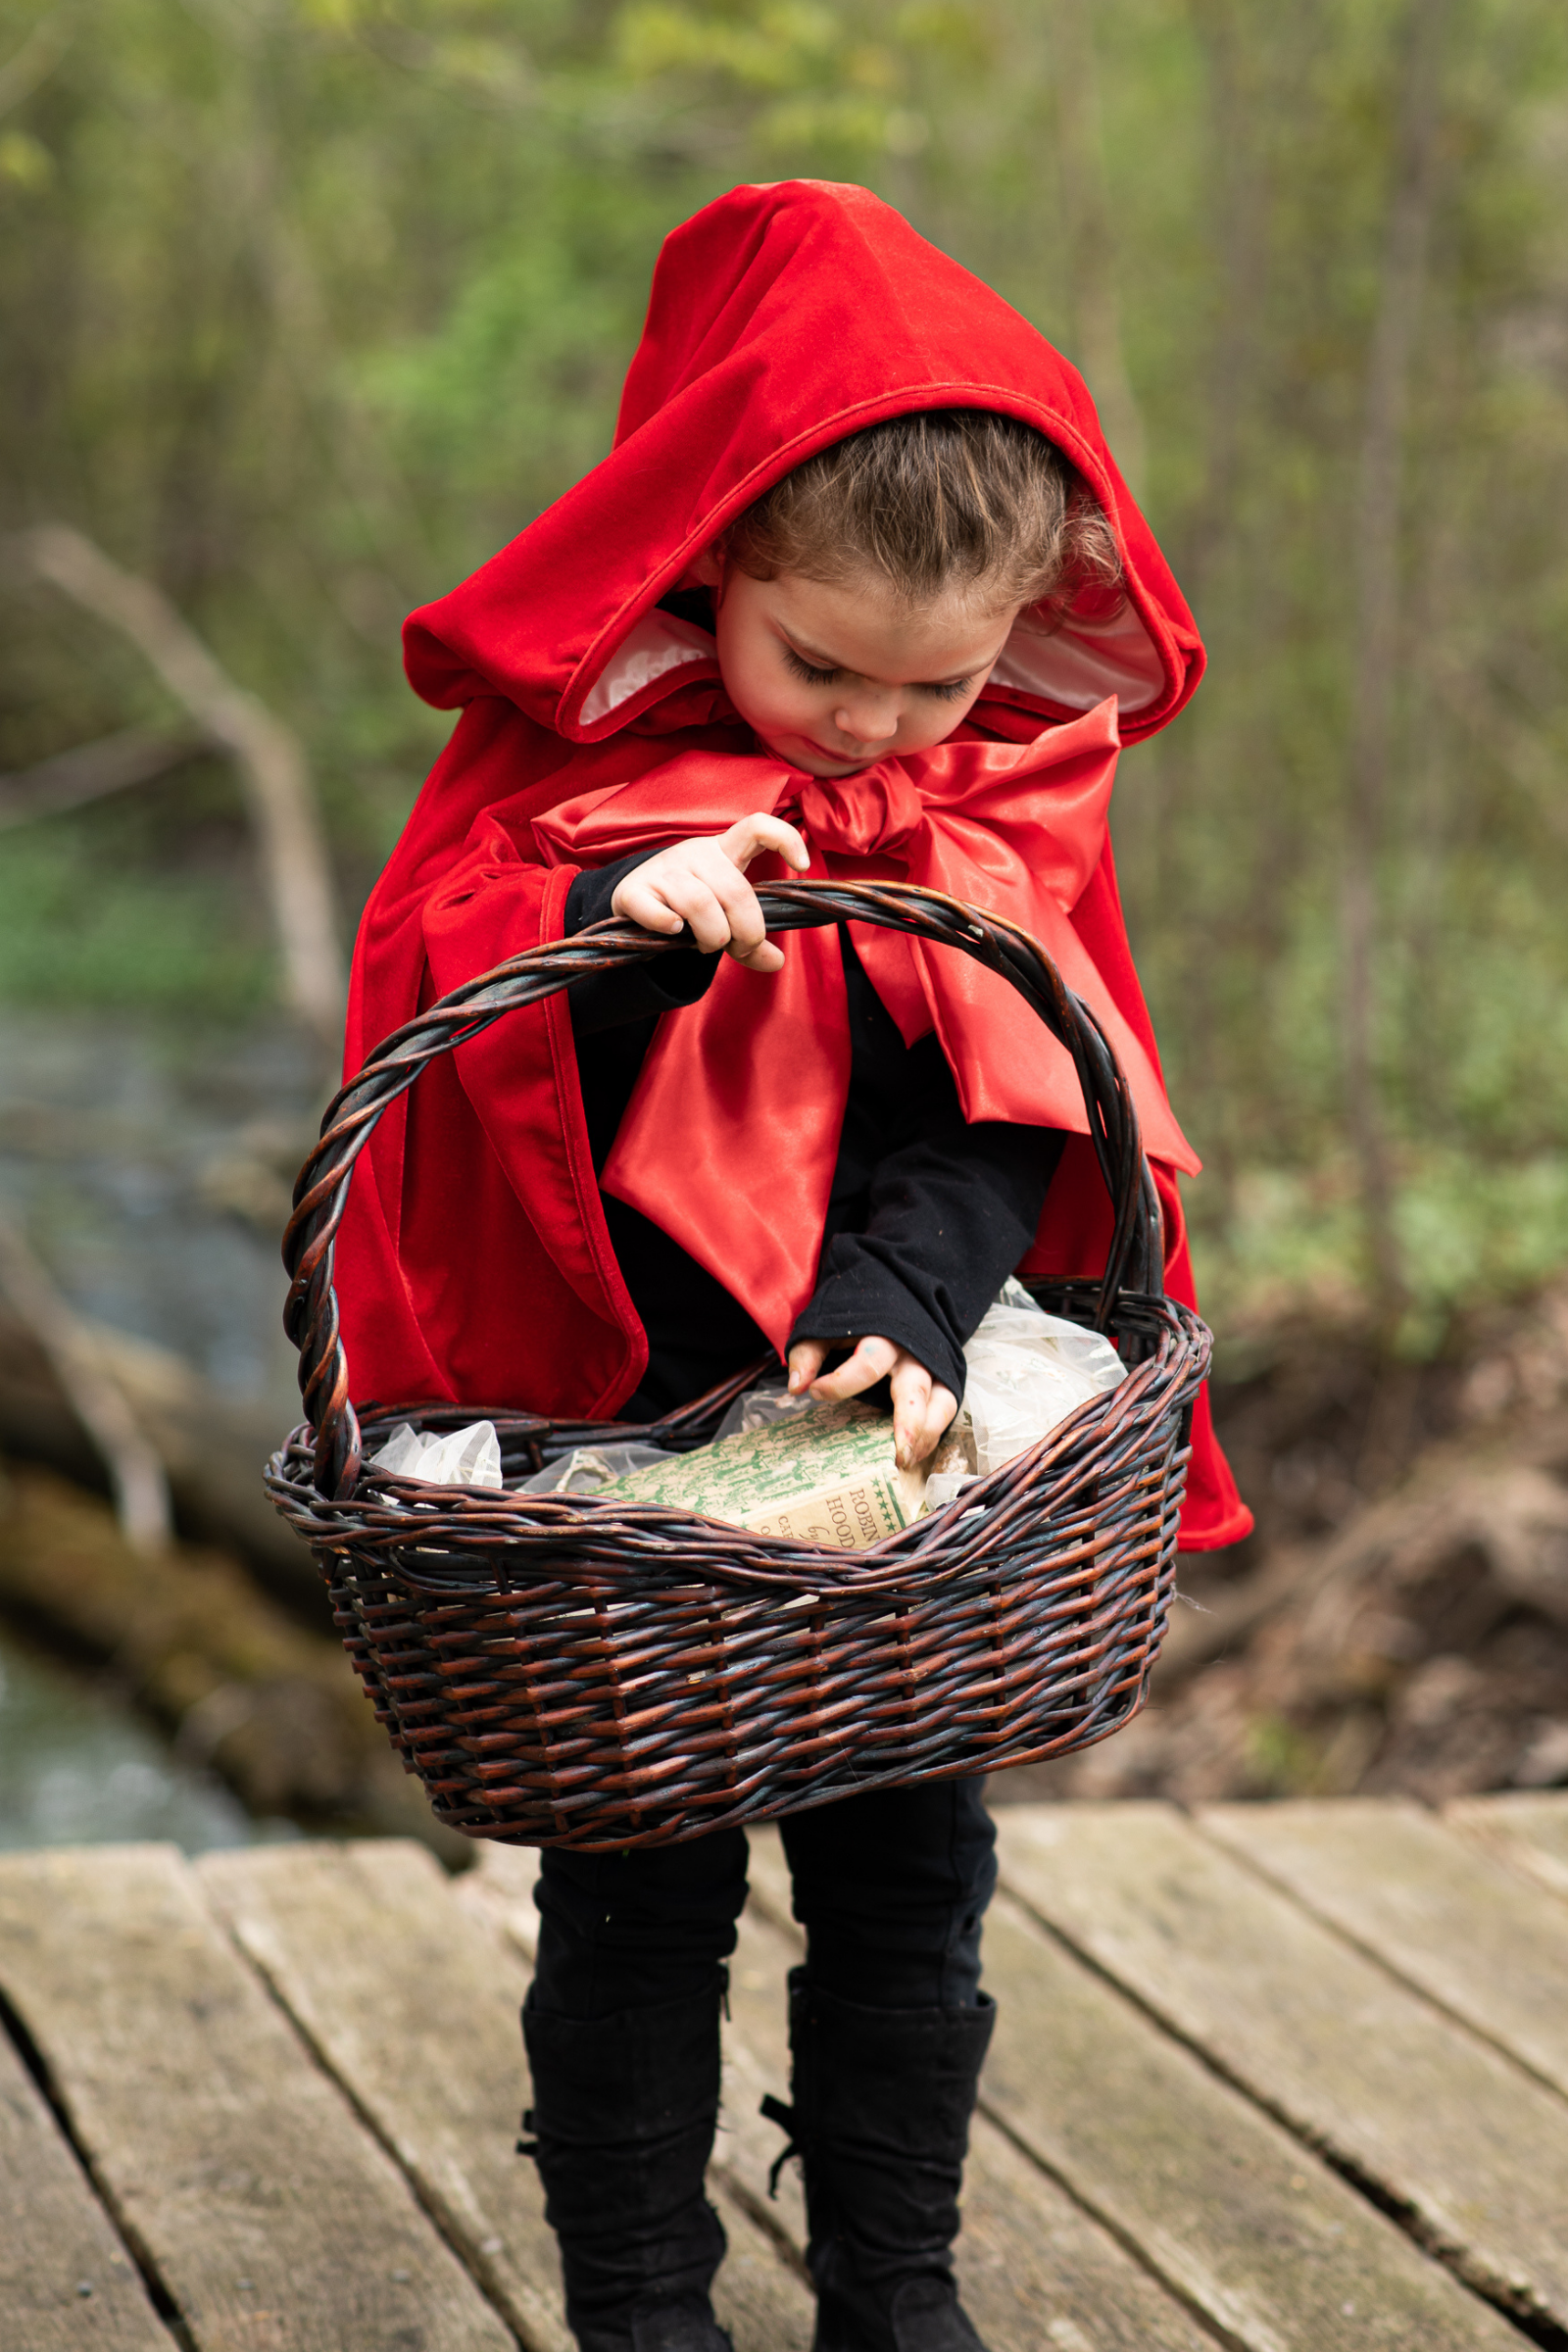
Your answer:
[709,561,1020,779]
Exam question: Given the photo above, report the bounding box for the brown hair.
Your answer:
[721,410,1122,617]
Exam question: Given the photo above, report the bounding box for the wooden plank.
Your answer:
[203,1838,811,2352]
[1199,1797,1568,2102]
[0,1843,514,2352]
[945,2116,1221,2352]
[997,1801,1568,2336]
[717,1892,1219,2352]
[980,1886,1521,2352]
[0,2022,170,2350]
[199,1839,566,2352]
[741,1824,795,1936]
[1446,1792,1568,1906]
[454,1842,541,1960]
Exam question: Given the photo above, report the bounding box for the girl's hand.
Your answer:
[611,813,809,974]
[786,1336,957,1472]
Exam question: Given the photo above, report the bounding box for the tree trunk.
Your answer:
[1342,0,1450,1325]
[1048,0,1147,498]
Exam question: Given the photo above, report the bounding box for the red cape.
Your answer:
[338,179,1250,1551]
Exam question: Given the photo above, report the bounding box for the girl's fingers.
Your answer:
[676,860,781,968]
[889,1353,933,1468]
[610,816,807,968]
[721,813,810,873]
[612,873,688,935]
[703,860,771,959]
[729,936,785,973]
[612,826,802,970]
[806,1334,898,1402]
[715,815,808,967]
[631,872,733,954]
[792,1334,956,1467]
[891,1362,957,1470]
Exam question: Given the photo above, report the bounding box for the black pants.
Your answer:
[531,1778,997,2020]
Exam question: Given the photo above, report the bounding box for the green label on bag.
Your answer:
[603,1399,920,1548]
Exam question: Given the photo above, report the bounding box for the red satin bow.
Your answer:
[532,698,1196,1351]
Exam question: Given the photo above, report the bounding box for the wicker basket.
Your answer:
[267,879,1210,1849]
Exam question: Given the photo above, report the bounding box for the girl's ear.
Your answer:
[687,543,724,588]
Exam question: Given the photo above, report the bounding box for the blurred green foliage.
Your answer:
[2,0,1567,1337]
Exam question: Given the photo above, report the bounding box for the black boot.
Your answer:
[522,1984,734,2352]
[764,1969,995,2352]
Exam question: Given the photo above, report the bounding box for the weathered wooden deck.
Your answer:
[3,1794,1567,2351]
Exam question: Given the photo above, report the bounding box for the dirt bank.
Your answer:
[997,1278,1568,1805]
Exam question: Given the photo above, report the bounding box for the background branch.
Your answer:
[7,525,346,1046]
[0,1213,172,1554]
[0,723,208,828]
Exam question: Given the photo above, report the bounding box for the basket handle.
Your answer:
[282,877,1162,1500]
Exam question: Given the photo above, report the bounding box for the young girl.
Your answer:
[339,181,1250,2352]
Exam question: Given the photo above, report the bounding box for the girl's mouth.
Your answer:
[760,729,879,775]
[803,740,877,770]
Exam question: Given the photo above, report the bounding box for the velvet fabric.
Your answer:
[336,178,1250,1549]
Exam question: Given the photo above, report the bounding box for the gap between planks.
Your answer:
[0,1841,517,2352]
[995,1801,1568,2343]
[734,1824,1522,2352]
[1193,1795,1568,2106]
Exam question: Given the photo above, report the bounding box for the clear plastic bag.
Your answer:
[958,1302,1125,1478]
[369,1419,504,1489]
[519,1442,674,1495]
[713,1377,815,1442]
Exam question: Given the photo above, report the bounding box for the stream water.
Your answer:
[0,1623,285,1851]
[0,1005,321,1422]
[0,1005,326,1846]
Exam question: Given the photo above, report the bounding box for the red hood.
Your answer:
[402,179,1202,747]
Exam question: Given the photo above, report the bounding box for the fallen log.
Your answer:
[0,1301,323,1617]
[0,1456,468,1857]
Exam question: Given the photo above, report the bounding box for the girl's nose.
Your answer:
[833,692,901,747]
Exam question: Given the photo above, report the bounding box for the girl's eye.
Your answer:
[783,646,973,702]
[783,649,840,687]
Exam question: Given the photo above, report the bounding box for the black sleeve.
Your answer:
[788,1118,1062,1404]
[564,852,720,1037]
[785,928,1062,1402]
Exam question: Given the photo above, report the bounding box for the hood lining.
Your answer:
[578,595,1164,730]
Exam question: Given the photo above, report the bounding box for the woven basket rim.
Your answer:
[267,1290,1208,1600]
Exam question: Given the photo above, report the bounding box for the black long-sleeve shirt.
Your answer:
[564,853,1062,1416]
